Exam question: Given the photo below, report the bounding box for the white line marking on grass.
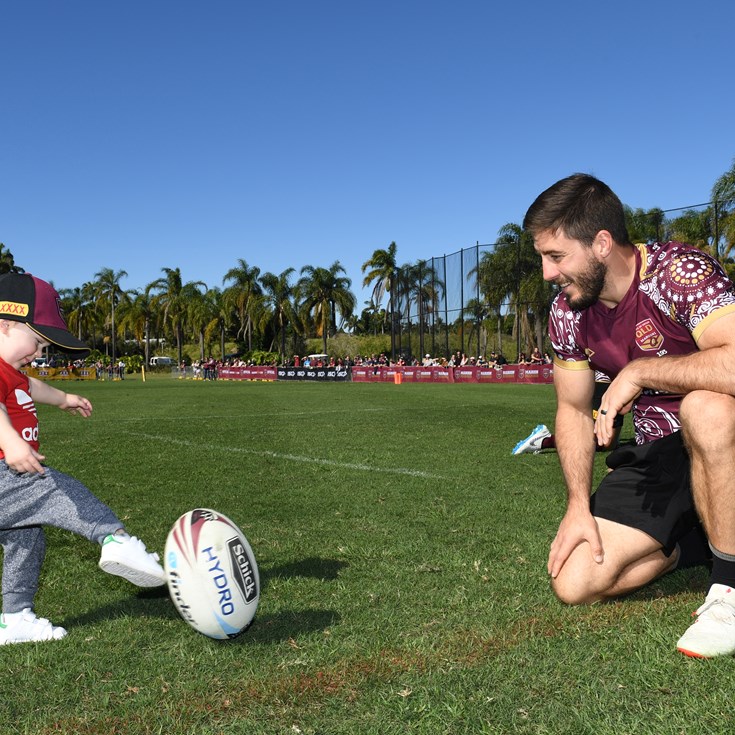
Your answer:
[127,431,444,479]
[111,407,388,422]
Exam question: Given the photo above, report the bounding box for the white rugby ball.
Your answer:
[164,508,260,639]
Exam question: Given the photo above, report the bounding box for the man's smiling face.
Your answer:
[534,229,607,310]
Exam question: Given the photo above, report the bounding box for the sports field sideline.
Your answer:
[2,376,729,735]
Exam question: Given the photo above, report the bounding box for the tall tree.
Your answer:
[150,267,206,365]
[476,223,554,357]
[712,158,735,260]
[297,261,356,355]
[93,267,129,364]
[118,288,157,366]
[260,268,298,363]
[402,260,442,358]
[0,244,23,274]
[202,287,232,361]
[624,206,666,244]
[463,297,489,358]
[361,241,398,331]
[668,208,714,252]
[187,286,218,361]
[59,282,94,344]
[473,249,509,354]
[223,259,262,352]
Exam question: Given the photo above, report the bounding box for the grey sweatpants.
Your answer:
[0,461,122,613]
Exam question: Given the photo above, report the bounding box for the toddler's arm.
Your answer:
[29,377,93,417]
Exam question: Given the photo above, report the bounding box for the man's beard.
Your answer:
[563,256,607,310]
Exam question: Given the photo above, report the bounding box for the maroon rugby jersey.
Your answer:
[549,242,735,444]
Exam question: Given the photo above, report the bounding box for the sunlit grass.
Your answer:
[0,376,726,735]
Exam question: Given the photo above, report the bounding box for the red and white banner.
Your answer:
[350,365,553,384]
[218,366,278,381]
[208,364,553,384]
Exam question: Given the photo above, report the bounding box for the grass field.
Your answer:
[0,375,729,734]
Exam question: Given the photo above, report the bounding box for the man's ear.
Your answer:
[593,230,615,259]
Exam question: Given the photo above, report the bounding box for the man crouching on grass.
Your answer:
[523,173,735,658]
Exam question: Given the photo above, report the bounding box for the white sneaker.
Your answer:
[99,533,166,588]
[676,584,735,658]
[512,424,551,455]
[0,608,67,644]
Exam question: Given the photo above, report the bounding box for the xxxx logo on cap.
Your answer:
[0,301,30,317]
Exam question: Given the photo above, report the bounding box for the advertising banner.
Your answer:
[218,366,278,381]
[21,366,96,381]
[276,366,351,381]
[350,365,552,385]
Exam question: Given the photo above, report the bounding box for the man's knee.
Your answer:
[551,575,598,606]
[550,553,613,606]
[681,391,735,449]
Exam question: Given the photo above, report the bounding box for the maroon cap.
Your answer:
[0,273,89,354]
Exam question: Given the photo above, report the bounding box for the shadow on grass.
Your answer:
[243,608,341,644]
[261,557,348,585]
[60,586,340,644]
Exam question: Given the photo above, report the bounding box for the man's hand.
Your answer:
[548,507,604,579]
[595,368,641,446]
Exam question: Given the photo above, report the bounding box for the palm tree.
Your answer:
[712,159,735,261]
[222,259,262,352]
[473,250,509,354]
[203,287,234,360]
[668,208,714,252]
[463,297,489,357]
[187,286,218,361]
[260,268,298,363]
[0,244,23,274]
[59,283,94,344]
[117,288,157,366]
[398,260,442,358]
[624,206,666,244]
[297,261,356,355]
[93,267,129,364]
[150,267,206,365]
[475,223,554,358]
[361,241,397,327]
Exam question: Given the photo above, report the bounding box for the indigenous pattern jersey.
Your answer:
[0,358,40,457]
[549,242,735,444]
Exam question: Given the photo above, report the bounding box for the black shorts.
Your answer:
[592,381,624,428]
[589,431,700,556]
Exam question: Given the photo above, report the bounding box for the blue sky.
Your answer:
[2,1,733,310]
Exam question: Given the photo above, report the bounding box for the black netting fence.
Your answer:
[389,243,497,362]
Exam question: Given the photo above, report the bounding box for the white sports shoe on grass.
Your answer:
[512,424,551,455]
[676,584,735,658]
[0,608,67,645]
[99,533,166,588]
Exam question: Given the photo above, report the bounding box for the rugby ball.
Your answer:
[164,508,259,639]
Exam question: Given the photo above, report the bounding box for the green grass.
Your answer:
[0,376,728,734]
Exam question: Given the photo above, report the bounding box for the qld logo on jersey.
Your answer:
[635,318,664,351]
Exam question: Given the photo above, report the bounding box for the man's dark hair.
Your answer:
[523,173,631,247]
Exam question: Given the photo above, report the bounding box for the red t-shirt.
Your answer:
[549,242,735,444]
[0,358,40,456]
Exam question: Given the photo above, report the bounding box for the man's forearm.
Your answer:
[624,346,735,397]
[555,406,597,510]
